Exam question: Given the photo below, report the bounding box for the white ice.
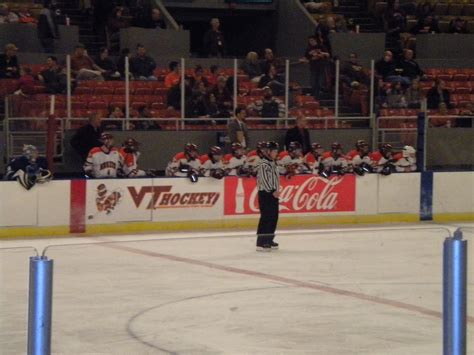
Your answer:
[1,222,473,354]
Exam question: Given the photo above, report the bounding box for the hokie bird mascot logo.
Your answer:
[89,183,123,219]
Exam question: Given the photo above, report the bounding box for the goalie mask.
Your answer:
[123,138,140,153]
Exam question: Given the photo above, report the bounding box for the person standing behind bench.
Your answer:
[256,141,280,252]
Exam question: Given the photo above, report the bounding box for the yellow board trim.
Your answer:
[433,213,474,222]
[0,213,424,239]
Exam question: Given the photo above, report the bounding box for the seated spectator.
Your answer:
[259,64,285,96]
[247,86,285,122]
[107,7,128,47]
[301,0,331,13]
[415,2,434,21]
[129,44,157,80]
[449,18,469,34]
[186,81,208,118]
[385,82,407,108]
[341,53,368,87]
[17,6,37,24]
[109,106,124,119]
[95,47,120,80]
[210,76,232,117]
[397,49,424,83]
[167,76,192,111]
[164,61,180,88]
[427,79,451,110]
[431,102,452,128]
[0,43,20,78]
[207,65,221,87]
[405,79,422,109]
[375,50,408,84]
[38,56,66,94]
[136,106,161,130]
[203,18,225,58]
[138,7,167,29]
[326,16,347,33]
[71,44,105,81]
[241,52,262,83]
[116,48,131,79]
[411,15,440,34]
[0,4,19,23]
[190,65,208,89]
[14,67,35,96]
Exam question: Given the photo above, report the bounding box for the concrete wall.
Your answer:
[275,0,315,58]
[120,28,191,59]
[426,128,474,169]
[0,24,79,54]
[329,33,386,66]
[416,34,474,60]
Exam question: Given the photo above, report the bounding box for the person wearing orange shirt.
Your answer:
[164,61,180,89]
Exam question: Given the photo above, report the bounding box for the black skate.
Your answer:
[270,242,279,250]
[256,244,272,252]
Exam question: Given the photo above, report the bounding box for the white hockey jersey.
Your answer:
[166,152,201,177]
[84,146,122,178]
[223,153,247,176]
[199,154,224,177]
[321,152,348,170]
[277,151,306,175]
[119,148,146,177]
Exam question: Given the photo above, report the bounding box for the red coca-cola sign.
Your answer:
[224,175,355,215]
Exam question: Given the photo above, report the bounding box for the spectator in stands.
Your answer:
[285,115,310,154]
[190,65,208,89]
[130,44,157,80]
[116,48,131,79]
[427,79,452,110]
[38,56,66,94]
[260,48,279,73]
[397,49,424,83]
[207,65,222,88]
[326,16,347,33]
[0,4,19,23]
[300,35,330,99]
[241,52,263,83]
[449,18,469,34]
[203,18,225,58]
[95,47,120,80]
[17,6,37,24]
[375,50,398,82]
[14,67,35,96]
[0,43,20,79]
[259,64,285,96]
[109,106,124,119]
[430,103,452,128]
[107,6,129,48]
[186,81,208,119]
[71,44,105,81]
[37,0,59,53]
[209,76,232,117]
[228,108,249,149]
[164,61,180,88]
[385,82,407,108]
[135,106,161,130]
[411,15,440,34]
[415,2,434,21]
[248,86,285,122]
[384,0,407,41]
[167,76,192,111]
[341,53,368,87]
[301,0,331,14]
[405,79,422,109]
[70,112,104,162]
[138,7,167,29]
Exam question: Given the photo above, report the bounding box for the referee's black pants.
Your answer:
[256,190,279,246]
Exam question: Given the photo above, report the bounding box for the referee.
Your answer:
[256,141,280,252]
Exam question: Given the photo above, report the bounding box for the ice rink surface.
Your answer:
[1,222,473,354]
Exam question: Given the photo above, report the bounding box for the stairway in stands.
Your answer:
[54,0,105,56]
[334,0,381,33]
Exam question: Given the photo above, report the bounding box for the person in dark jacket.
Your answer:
[375,50,397,81]
[37,56,67,94]
[203,18,225,58]
[95,47,120,80]
[129,44,157,80]
[37,0,59,53]
[397,49,424,82]
[285,116,311,154]
[427,79,452,110]
[0,43,20,78]
[136,7,167,29]
[70,113,103,162]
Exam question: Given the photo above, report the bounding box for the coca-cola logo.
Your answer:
[128,186,220,210]
[224,175,355,215]
[249,176,342,212]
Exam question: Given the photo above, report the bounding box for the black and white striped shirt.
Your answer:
[257,158,280,192]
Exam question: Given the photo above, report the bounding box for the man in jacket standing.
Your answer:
[70,113,103,163]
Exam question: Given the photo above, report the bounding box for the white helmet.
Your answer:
[402,145,416,158]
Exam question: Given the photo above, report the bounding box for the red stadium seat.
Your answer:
[94,87,114,96]
[74,87,92,95]
[131,101,147,110]
[135,88,153,95]
[88,101,107,110]
[154,87,168,96]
